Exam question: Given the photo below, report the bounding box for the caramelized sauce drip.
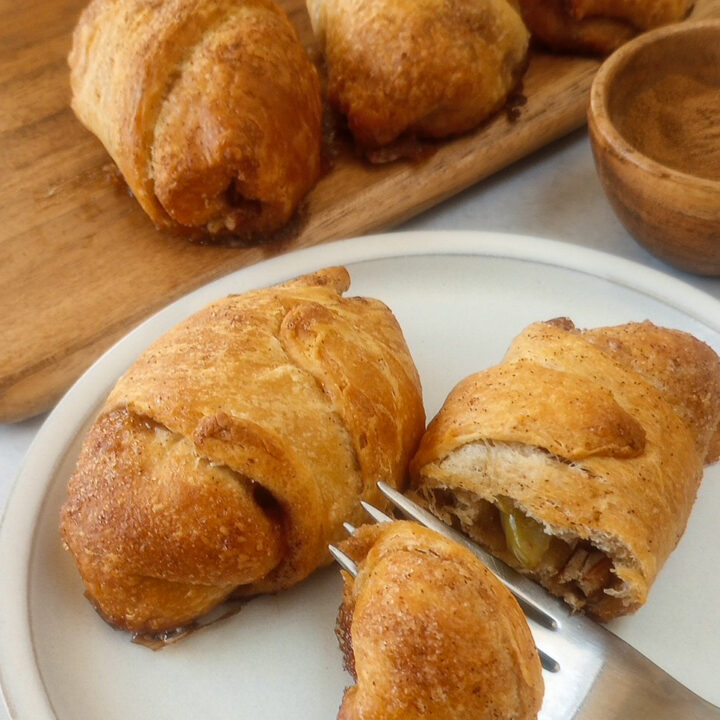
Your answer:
[505,88,528,122]
[335,595,357,679]
[130,598,248,651]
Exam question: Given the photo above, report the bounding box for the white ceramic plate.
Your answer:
[1,231,719,720]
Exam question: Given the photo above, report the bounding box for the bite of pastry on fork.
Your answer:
[329,493,545,720]
[330,481,720,720]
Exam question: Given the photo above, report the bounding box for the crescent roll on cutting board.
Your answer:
[516,0,693,54]
[410,318,720,621]
[306,0,530,156]
[335,521,544,720]
[69,0,322,238]
[60,267,425,634]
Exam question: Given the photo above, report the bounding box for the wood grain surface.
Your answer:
[2,0,719,423]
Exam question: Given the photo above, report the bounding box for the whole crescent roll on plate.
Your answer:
[516,0,693,54]
[335,521,544,720]
[306,0,530,156]
[69,0,322,238]
[60,267,425,634]
[410,318,720,621]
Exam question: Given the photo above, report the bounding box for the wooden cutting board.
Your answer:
[2,0,719,423]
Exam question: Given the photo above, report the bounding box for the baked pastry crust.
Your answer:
[69,0,322,238]
[336,521,544,720]
[61,267,425,633]
[517,0,693,54]
[307,0,530,152]
[410,319,720,620]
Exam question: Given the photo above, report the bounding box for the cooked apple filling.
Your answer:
[423,487,619,611]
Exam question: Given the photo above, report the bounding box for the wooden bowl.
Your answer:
[588,19,720,275]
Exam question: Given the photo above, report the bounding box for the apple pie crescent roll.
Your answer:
[69,0,322,238]
[410,318,720,621]
[60,267,425,634]
[335,521,544,720]
[307,0,530,153]
[516,0,693,54]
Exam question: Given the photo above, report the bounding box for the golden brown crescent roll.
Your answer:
[69,0,322,238]
[517,0,693,54]
[306,0,530,154]
[60,267,425,634]
[410,318,720,621]
[335,521,544,720]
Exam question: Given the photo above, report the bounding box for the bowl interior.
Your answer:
[605,21,720,182]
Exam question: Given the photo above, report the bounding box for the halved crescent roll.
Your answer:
[410,318,720,621]
[336,521,544,720]
[306,0,530,154]
[69,0,322,238]
[61,267,425,634]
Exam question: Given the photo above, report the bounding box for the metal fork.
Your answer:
[329,481,720,720]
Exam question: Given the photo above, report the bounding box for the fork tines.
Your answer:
[376,482,561,633]
[328,482,561,674]
[328,544,359,577]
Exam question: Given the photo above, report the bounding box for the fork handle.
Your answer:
[576,633,720,719]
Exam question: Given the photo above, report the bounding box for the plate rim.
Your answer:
[2,229,720,719]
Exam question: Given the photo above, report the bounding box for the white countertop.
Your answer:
[1,128,718,720]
